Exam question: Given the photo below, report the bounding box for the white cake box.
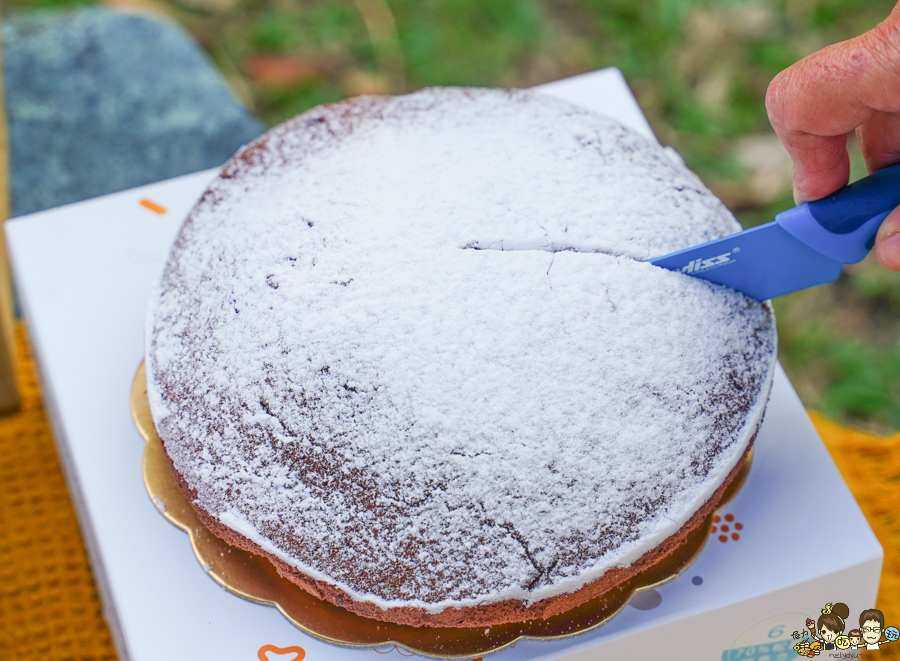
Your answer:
[5,68,882,661]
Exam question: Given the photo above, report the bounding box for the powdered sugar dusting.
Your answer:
[146,88,776,612]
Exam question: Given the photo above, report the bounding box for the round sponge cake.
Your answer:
[146,87,776,627]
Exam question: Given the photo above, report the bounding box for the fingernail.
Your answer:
[876,231,900,270]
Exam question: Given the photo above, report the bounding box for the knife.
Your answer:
[649,163,900,300]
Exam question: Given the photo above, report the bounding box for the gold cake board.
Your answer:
[132,362,748,658]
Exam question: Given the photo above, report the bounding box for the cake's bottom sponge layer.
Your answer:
[161,437,752,629]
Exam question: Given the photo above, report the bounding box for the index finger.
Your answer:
[765,13,900,202]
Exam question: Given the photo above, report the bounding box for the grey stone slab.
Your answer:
[3,8,265,217]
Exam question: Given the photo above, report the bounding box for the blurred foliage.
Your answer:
[4,0,900,431]
[775,257,900,432]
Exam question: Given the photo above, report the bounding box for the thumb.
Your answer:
[874,205,900,270]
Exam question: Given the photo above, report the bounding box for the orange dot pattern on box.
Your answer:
[711,513,743,542]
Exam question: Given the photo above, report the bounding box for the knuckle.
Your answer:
[861,11,900,71]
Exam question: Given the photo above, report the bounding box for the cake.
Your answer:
[145,87,777,628]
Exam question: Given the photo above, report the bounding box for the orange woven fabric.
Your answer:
[0,323,117,660]
[1,320,898,658]
[809,410,900,658]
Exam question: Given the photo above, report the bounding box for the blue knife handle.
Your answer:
[775,162,900,264]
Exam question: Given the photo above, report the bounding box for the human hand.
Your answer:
[766,3,900,270]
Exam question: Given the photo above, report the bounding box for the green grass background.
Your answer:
[5,0,900,432]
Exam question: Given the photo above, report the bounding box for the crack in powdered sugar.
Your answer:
[146,87,776,612]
